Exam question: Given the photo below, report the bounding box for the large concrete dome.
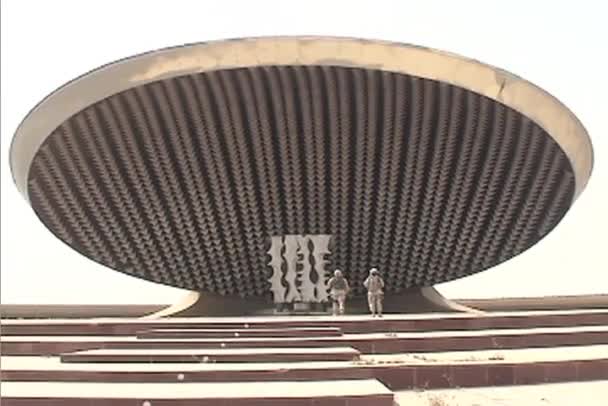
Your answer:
[10,37,593,301]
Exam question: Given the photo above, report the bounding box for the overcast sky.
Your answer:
[1,0,606,304]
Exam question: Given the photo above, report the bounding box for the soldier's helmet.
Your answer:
[334,269,343,277]
[370,268,379,275]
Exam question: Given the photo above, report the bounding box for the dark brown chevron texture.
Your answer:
[27,65,575,297]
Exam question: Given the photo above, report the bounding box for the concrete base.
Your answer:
[345,287,483,315]
[145,287,482,318]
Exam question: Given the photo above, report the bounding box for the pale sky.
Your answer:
[1,0,606,304]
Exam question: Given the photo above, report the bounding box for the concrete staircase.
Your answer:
[2,310,608,405]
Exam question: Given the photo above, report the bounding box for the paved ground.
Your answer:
[394,380,608,405]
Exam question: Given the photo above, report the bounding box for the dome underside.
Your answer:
[27,65,575,296]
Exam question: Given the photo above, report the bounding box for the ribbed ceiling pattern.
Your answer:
[27,65,575,297]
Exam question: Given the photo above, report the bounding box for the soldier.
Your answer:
[327,269,350,315]
[363,268,384,317]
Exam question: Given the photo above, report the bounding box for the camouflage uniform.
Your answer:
[327,270,349,315]
[363,269,384,317]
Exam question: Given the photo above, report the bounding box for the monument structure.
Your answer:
[9,37,593,316]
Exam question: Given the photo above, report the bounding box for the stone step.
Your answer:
[137,327,342,339]
[2,309,607,336]
[59,347,361,363]
[4,325,608,356]
[0,379,394,406]
[2,345,607,389]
